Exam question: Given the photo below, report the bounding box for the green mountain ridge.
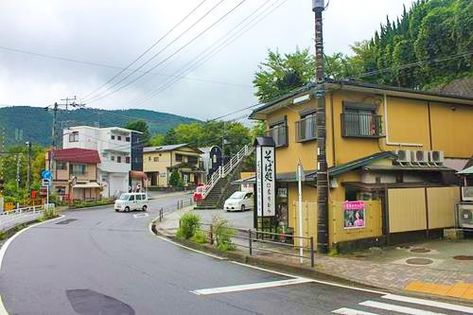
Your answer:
[0,106,200,146]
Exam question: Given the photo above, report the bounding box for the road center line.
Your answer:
[191,278,314,295]
[382,294,473,314]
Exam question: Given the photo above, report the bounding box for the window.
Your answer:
[69,131,79,142]
[135,194,142,201]
[129,195,135,201]
[175,154,183,162]
[117,156,122,163]
[111,156,115,161]
[342,102,383,138]
[296,112,317,142]
[188,156,198,164]
[111,135,115,140]
[265,121,288,147]
[148,156,151,161]
[71,164,86,175]
[153,157,159,162]
[117,135,122,141]
[56,161,67,170]
[125,137,130,142]
[125,156,130,164]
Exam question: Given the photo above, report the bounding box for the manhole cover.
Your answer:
[406,258,434,265]
[410,248,431,253]
[56,218,77,225]
[397,245,411,250]
[453,255,473,261]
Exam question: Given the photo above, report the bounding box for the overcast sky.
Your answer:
[0,0,415,121]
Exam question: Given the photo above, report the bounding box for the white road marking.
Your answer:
[382,294,473,314]
[230,261,310,280]
[191,278,314,295]
[359,301,446,315]
[332,307,379,315]
[0,214,66,315]
[133,213,149,218]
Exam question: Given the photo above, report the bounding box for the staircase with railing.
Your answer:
[196,144,254,209]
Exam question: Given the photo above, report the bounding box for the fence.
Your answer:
[157,197,195,223]
[0,205,45,231]
[198,223,315,267]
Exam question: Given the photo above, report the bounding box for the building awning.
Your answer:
[458,165,473,175]
[130,170,147,179]
[364,165,455,172]
[73,182,102,189]
[444,158,469,172]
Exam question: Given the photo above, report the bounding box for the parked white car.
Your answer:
[224,191,254,212]
[114,193,149,212]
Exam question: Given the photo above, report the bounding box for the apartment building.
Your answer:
[46,148,101,201]
[144,144,204,188]
[62,126,143,198]
[249,79,473,251]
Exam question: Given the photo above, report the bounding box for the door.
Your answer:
[128,194,136,210]
[135,194,142,210]
[245,192,253,209]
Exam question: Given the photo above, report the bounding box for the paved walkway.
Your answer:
[157,207,473,302]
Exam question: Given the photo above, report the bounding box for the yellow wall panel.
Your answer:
[427,187,460,229]
[388,188,427,233]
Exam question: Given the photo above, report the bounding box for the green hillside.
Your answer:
[0,106,199,146]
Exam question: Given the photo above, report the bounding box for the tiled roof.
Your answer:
[49,148,101,164]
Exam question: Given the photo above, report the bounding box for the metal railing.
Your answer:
[201,145,254,199]
[1,205,44,216]
[341,112,383,138]
[199,223,315,267]
[296,116,317,142]
[265,125,288,147]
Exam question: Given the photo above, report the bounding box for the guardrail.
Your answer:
[1,205,45,216]
[199,223,315,267]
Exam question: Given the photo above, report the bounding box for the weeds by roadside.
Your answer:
[176,212,201,240]
[212,216,235,252]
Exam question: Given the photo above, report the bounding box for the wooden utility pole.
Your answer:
[313,0,329,253]
[26,141,32,192]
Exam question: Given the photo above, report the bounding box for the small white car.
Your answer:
[224,191,254,212]
[114,193,149,212]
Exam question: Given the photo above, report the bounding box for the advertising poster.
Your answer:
[343,201,366,229]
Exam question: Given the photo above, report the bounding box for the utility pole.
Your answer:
[16,153,21,190]
[313,0,329,254]
[26,141,32,192]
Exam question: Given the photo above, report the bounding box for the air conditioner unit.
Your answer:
[411,150,429,164]
[462,186,473,202]
[428,150,444,165]
[457,203,473,229]
[395,150,412,164]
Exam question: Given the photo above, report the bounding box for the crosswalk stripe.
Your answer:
[332,307,379,315]
[360,301,446,315]
[382,294,473,314]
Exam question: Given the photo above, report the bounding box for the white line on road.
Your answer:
[0,296,8,315]
[382,294,473,314]
[332,307,379,315]
[359,300,446,315]
[133,213,149,218]
[191,278,314,295]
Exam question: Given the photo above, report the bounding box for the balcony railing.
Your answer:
[341,112,383,138]
[296,116,317,142]
[265,125,288,147]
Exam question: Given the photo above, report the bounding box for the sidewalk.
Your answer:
[156,208,473,302]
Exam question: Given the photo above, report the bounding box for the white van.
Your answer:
[224,191,254,212]
[114,193,149,212]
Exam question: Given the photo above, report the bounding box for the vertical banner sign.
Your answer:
[256,145,275,217]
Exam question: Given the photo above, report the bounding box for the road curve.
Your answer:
[0,194,471,315]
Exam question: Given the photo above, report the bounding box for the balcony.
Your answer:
[341,112,383,138]
[266,125,288,148]
[296,116,317,142]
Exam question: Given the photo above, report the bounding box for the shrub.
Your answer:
[0,231,5,240]
[41,204,57,221]
[191,229,207,244]
[176,212,201,240]
[212,216,236,252]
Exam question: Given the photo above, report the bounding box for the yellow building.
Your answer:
[144,144,204,188]
[250,80,473,251]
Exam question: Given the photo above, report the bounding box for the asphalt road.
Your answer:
[0,192,472,315]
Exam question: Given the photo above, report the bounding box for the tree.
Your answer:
[124,120,150,144]
[169,170,182,188]
[253,49,315,103]
[149,134,165,146]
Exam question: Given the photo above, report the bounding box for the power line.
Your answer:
[85,0,249,104]
[82,0,211,101]
[83,0,229,103]
[131,0,289,106]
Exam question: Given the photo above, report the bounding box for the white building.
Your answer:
[63,126,136,198]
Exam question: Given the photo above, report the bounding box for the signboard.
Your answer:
[256,144,275,217]
[343,201,366,229]
[41,178,51,187]
[41,170,52,180]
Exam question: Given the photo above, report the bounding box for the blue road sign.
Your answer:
[41,170,52,180]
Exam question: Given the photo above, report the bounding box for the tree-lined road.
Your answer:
[0,192,471,314]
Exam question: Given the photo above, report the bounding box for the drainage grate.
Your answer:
[56,218,78,225]
[410,248,431,253]
[405,258,434,265]
[453,255,473,261]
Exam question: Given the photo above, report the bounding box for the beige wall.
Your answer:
[388,188,427,233]
[427,187,460,229]
[54,162,97,182]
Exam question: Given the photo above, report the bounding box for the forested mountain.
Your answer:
[0,106,199,146]
[328,0,473,89]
